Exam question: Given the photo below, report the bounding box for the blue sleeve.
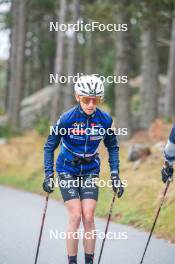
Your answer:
[44,118,63,178]
[169,124,175,144]
[103,121,119,173]
[164,124,175,163]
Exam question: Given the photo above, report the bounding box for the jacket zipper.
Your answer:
[84,116,90,158]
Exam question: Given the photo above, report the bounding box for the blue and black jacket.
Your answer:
[164,124,175,164]
[44,104,119,177]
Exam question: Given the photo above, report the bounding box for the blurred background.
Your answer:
[0,0,175,242]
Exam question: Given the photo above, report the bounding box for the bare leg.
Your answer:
[82,199,97,254]
[65,199,82,257]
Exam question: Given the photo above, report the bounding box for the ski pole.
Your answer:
[139,178,173,264]
[97,190,117,264]
[34,193,49,264]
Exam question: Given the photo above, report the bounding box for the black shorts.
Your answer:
[57,172,99,202]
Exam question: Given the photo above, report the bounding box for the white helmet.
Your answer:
[74,75,104,97]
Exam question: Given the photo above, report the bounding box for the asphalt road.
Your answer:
[0,185,175,264]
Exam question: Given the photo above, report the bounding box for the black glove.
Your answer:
[161,161,173,184]
[43,174,54,193]
[111,172,124,198]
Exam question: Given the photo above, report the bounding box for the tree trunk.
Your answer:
[6,0,17,116]
[140,11,159,128]
[84,26,93,74]
[115,2,132,138]
[7,0,27,130]
[5,1,14,112]
[164,13,175,118]
[63,0,79,111]
[51,0,67,123]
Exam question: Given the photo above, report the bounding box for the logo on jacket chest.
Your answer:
[72,122,86,128]
[90,122,103,128]
[70,122,86,136]
[69,122,104,139]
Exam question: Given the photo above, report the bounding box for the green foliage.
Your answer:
[3,11,11,29]
[34,117,50,136]
[0,106,5,115]
[0,125,11,138]
[0,61,6,92]
[40,37,55,59]
[131,86,140,113]
[100,49,116,114]
[30,0,57,12]
[163,115,175,123]
[0,125,21,138]
[84,2,117,23]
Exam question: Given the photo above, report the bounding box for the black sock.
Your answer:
[68,255,77,264]
[85,253,94,264]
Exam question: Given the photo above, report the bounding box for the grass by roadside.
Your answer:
[0,128,174,242]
